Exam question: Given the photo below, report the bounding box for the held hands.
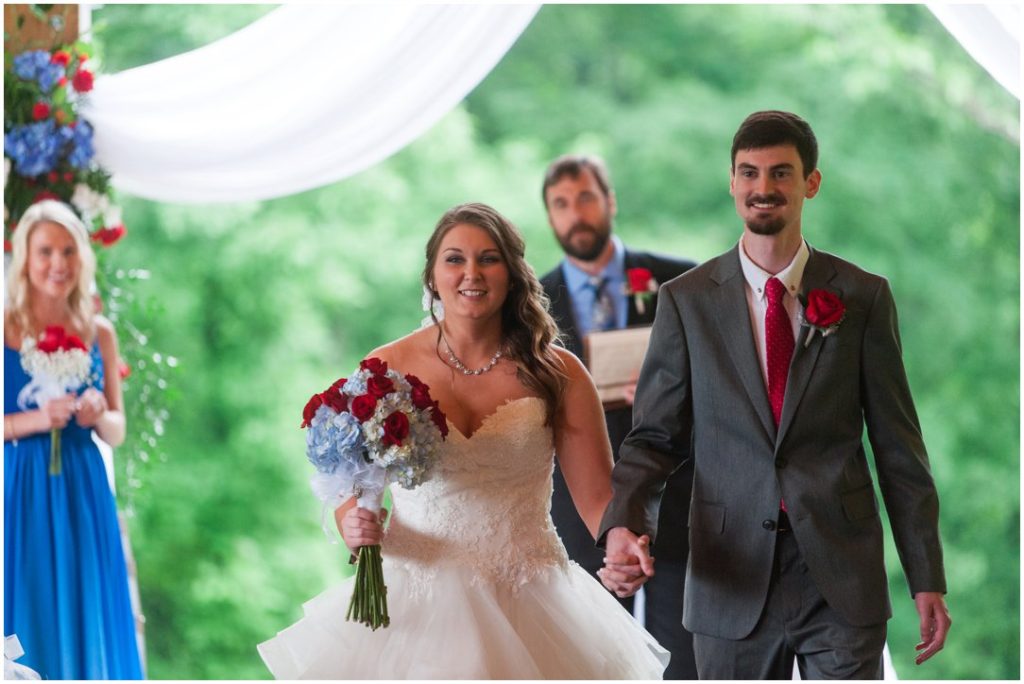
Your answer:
[42,395,77,430]
[73,388,108,428]
[338,506,389,550]
[597,526,655,598]
[913,591,951,665]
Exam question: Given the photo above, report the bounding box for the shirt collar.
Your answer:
[738,238,809,301]
[563,235,625,293]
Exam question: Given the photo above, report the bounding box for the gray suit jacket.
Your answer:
[599,243,946,640]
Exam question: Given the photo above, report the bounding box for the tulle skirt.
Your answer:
[258,560,668,679]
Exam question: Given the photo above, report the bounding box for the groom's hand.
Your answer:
[598,527,655,598]
[913,591,951,664]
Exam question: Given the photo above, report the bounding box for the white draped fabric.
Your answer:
[928,3,1020,99]
[80,4,539,203]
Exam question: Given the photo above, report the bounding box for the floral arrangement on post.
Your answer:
[17,325,95,475]
[302,357,448,630]
[4,41,126,252]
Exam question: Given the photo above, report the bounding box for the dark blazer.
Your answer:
[599,244,946,639]
[541,248,697,572]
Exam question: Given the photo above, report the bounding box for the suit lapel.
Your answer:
[710,247,776,442]
[775,246,839,449]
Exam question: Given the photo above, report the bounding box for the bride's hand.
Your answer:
[339,506,389,549]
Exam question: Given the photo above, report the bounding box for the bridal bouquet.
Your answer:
[17,325,92,475]
[301,357,448,629]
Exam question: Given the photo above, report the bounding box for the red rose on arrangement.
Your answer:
[91,225,126,246]
[62,172,74,182]
[366,375,395,399]
[38,325,67,353]
[301,393,324,428]
[51,50,71,66]
[360,357,388,376]
[32,102,50,121]
[382,411,410,447]
[320,389,347,413]
[805,289,845,327]
[410,384,433,410]
[72,69,94,93]
[430,400,449,438]
[63,334,86,351]
[350,394,378,422]
[329,377,347,392]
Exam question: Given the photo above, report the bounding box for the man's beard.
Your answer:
[558,218,612,262]
[744,194,787,236]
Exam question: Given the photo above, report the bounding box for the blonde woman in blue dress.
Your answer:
[259,203,668,679]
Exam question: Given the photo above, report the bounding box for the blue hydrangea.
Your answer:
[68,121,95,168]
[37,63,64,92]
[306,407,365,474]
[13,51,64,92]
[4,122,64,176]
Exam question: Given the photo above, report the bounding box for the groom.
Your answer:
[598,111,951,678]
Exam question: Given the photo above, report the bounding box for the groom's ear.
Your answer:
[805,169,822,199]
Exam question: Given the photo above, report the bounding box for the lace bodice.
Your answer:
[382,397,569,594]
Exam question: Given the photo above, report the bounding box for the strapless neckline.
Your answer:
[445,395,544,441]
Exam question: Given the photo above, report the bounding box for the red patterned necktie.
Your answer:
[765,277,794,427]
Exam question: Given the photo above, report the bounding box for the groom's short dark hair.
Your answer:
[542,154,613,205]
[732,111,818,178]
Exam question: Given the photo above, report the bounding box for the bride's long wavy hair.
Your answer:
[423,203,568,426]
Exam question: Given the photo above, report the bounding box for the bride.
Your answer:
[258,203,668,679]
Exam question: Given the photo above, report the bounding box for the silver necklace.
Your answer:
[442,338,503,376]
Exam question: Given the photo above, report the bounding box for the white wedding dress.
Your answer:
[258,397,669,679]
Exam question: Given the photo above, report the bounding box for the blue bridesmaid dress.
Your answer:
[4,344,143,679]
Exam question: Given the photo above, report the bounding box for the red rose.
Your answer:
[38,325,66,353]
[329,377,347,392]
[32,102,50,121]
[627,267,655,294]
[381,410,410,447]
[350,394,378,422]
[805,289,845,328]
[410,383,433,410]
[62,334,87,351]
[301,393,324,428]
[366,375,394,399]
[72,69,94,93]
[430,401,449,439]
[51,51,71,66]
[320,389,348,414]
[91,225,126,247]
[359,357,388,376]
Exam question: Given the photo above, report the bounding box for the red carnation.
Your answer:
[91,225,126,247]
[381,411,410,447]
[430,401,449,439]
[360,357,388,376]
[32,102,50,121]
[301,393,324,428]
[51,51,71,66]
[320,389,348,414]
[350,394,378,422]
[410,383,433,410]
[72,69,94,93]
[366,375,394,399]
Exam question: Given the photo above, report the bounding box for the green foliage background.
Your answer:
[88,4,1018,680]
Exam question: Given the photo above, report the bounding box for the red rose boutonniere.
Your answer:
[799,289,846,347]
[624,267,659,315]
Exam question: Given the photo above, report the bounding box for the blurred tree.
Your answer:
[92,4,1018,679]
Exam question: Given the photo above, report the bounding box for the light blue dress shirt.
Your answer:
[560,235,628,336]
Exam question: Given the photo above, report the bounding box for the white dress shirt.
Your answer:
[738,238,809,390]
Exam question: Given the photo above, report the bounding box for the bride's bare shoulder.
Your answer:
[367,326,438,369]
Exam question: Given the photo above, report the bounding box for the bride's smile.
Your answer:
[432,222,510,320]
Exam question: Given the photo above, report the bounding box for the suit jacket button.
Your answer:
[762,519,776,531]
[775,457,787,469]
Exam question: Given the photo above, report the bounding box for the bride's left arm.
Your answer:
[552,348,614,540]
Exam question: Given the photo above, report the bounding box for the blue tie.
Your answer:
[589,276,615,332]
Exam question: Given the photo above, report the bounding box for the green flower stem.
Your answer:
[346,544,389,630]
[49,428,61,476]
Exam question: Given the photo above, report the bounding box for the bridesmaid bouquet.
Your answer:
[301,357,448,629]
[17,325,92,475]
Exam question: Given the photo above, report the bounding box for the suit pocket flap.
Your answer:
[841,485,879,521]
[691,501,726,534]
